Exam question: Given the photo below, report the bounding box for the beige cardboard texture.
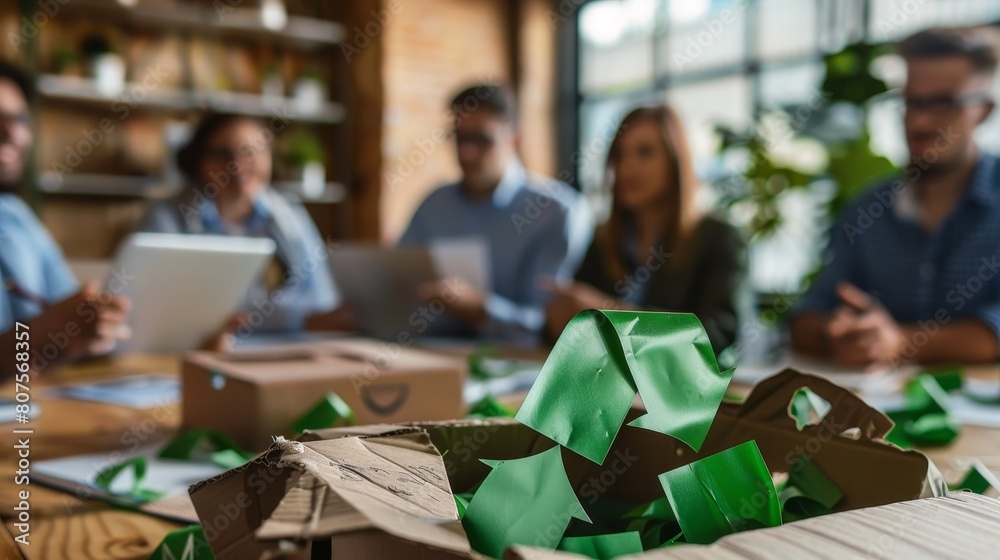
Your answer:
[182,338,465,449]
[505,493,1000,560]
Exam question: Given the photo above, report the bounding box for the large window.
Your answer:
[574,0,1000,293]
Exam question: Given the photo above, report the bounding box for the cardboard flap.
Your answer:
[737,368,894,441]
[252,432,471,554]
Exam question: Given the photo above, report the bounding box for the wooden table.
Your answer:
[1,353,998,560]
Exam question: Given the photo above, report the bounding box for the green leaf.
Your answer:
[658,440,781,545]
[462,447,590,558]
[516,311,732,464]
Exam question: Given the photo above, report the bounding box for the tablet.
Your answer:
[108,233,275,352]
[329,245,441,339]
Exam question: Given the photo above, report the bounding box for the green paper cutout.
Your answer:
[94,456,162,504]
[462,447,591,558]
[624,498,681,549]
[467,395,516,419]
[885,375,961,448]
[149,524,215,560]
[922,367,963,393]
[658,440,781,545]
[516,310,732,464]
[455,493,470,519]
[948,460,1000,494]
[159,429,255,466]
[292,392,356,434]
[209,448,251,470]
[557,531,644,559]
[789,388,832,431]
[787,456,843,510]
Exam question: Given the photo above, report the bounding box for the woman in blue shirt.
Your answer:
[140,113,348,339]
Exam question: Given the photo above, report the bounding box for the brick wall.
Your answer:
[380,0,558,242]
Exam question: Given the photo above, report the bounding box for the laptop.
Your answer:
[108,233,275,352]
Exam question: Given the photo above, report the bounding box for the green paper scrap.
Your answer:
[292,392,356,434]
[557,531,644,559]
[467,395,516,419]
[658,440,781,545]
[787,456,843,510]
[779,487,831,522]
[624,498,682,550]
[516,310,732,464]
[149,524,215,560]
[454,493,470,519]
[885,375,960,448]
[94,456,162,504]
[948,460,1000,495]
[462,446,591,558]
[921,366,963,393]
[789,388,832,431]
[159,429,255,468]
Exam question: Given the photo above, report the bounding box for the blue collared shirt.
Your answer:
[399,160,593,341]
[140,187,339,332]
[0,193,79,332]
[796,153,1000,349]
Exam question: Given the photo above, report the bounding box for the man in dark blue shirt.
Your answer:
[0,61,130,375]
[792,27,1000,367]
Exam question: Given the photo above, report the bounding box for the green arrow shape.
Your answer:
[462,446,591,558]
[516,310,730,464]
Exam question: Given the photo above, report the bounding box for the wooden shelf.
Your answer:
[273,181,347,204]
[38,172,180,198]
[58,0,344,50]
[38,75,346,124]
[40,173,346,203]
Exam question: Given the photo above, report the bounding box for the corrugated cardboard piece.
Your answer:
[506,492,1000,560]
[182,338,465,449]
[190,370,952,559]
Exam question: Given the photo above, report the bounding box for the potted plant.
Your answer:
[282,130,326,199]
[81,35,125,95]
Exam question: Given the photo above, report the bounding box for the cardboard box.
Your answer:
[181,338,465,450]
[190,370,950,559]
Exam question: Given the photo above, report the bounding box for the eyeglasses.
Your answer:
[450,130,497,149]
[902,91,994,117]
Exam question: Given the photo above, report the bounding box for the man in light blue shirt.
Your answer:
[0,61,130,375]
[399,84,592,342]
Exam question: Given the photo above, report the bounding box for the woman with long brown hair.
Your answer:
[545,104,748,363]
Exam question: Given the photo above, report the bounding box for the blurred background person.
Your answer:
[139,113,352,345]
[0,60,130,374]
[399,84,592,342]
[545,104,748,365]
[790,27,1000,367]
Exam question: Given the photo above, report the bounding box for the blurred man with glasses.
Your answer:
[399,84,592,342]
[0,60,130,375]
[791,27,1000,367]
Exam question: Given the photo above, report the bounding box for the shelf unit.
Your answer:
[18,0,353,248]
